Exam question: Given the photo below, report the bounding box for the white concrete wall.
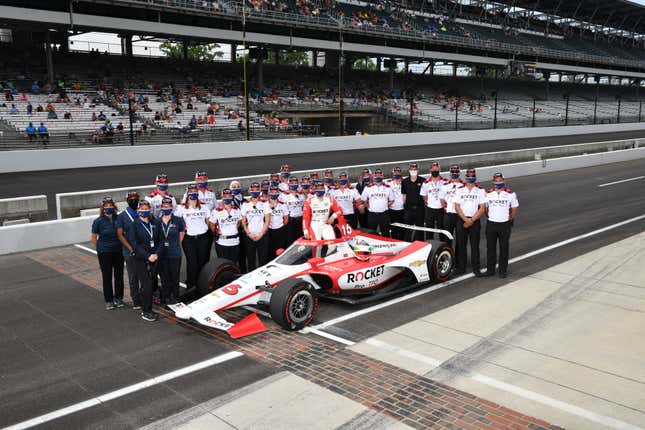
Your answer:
[3,123,645,174]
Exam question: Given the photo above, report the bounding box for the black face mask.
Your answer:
[431,171,440,178]
[127,199,139,210]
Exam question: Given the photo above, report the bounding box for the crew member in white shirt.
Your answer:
[241,182,271,270]
[174,184,210,289]
[454,168,486,276]
[420,162,446,240]
[208,188,242,265]
[388,167,405,239]
[330,172,361,229]
[440,164,465,247]
[267,186,290,258]
[484,172,519,279]
[282,177,305,244]
[361,168,393,237]
[182,171,216,261]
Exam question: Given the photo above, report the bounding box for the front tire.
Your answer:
[426,241,454,282]
[196,258,240,297]
[269,278,318,330]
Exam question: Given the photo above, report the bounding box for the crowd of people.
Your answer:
[91,163,518,322]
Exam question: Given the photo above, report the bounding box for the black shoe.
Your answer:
[167,298,178,306]
[141,312,158,322]
[453,268,466,276]
[482,271,495,277]
[473,271,485,278]
[498,272,507,279]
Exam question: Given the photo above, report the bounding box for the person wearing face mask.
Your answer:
[229,180,247,272]
[174,184,210,290]
[330,172,362,229]
[322,169,336,194]
[91,196,125,310]
[229,180,245,209]
[355,168,372,229]
[260,179,271,202]
[146,174,177,218]
[440,164,466,247]
[208,189,242,264]
[420,162,447,241]
[127,201,163,321]
[157,197,185,306]
[361,168,393,237]
[387,167,405,239]
[269,172,281,190]
[116,191,144,310]
[182,171,216,261]
[401,162,425,241]
[278,164,291,193]
[300,176,312,198]
[484,172,519,279]
[241,182,271,270]
[454,168,486,277]
[302,182,344,240]
[267,186,290,257]
[281,177,305,244]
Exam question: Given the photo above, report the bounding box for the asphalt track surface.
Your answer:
[2,155,644,429]
[2,129,645,220]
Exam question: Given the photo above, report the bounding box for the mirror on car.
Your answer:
[308,257,324,266]
[276,248,285,256]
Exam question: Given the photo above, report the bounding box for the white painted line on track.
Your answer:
[301,327,357,346]
[2,351,244,430]
[74,243,96,254]
[311,214,645,331]
[598,176,645,187]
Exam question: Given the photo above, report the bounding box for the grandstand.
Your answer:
[0,0,644,146]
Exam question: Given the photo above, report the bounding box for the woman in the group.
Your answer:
[174,184,210,289]
[127,200,163,322]
[267,185,289,257]
[91,196,125,310]
[157,197,185,306]
[230,180,247,272]
[241,182,271,270]
[208,188,242,264]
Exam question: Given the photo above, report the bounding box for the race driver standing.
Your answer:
[302,182,344,240]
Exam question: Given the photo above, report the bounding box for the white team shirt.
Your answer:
[485,187,519,222]
[241,200,270,235]
[209,206,242,246]
[387,181,404,211]
[330,187,361,215]
[280,192,304,218]
[420,177,446,209]
[361,184,392,213]
[182,189,216,212]
[174,204,209,236]
[440,180,465,214]
[145,192,177,218]
[268,202,289,229]
[455,185,486,217]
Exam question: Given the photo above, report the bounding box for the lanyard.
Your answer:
[161,219,172,240]
[141,221,153,240]
[125,208,135,222]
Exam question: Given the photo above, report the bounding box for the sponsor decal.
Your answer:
[346,264,385,286]
[409,260,425,267]
[203,315,232,329]
[222,284,241,295]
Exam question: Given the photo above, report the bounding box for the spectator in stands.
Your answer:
[9,104,18,114]
[186,100,194,110]
[37,123,49,145]
[207,115,215,125]
[91,196,125,310]
[26,102,33,115]
[31,82,40,95]
[25,122,37,142]
[189,115,197,129]
[4,90,13,101]
[197,115,204,125]
[36,104,44,112]
[47,109,58,119]
[45,102,54,112]
[238,120,245,132]
[64,111,72,120]
[207,104,215,115]
[98,111,107,121]
[116,122,124,135]
[20,93,28,101]
[92,112,98,121]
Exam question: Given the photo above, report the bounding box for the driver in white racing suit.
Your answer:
[302,182,344,240]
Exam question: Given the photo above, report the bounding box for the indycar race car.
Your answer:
[169,223,454,338]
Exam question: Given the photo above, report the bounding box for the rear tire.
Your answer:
[426,241,454,282]
[196,258,240,298]
[269,278,318,330]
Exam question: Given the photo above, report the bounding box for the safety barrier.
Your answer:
[3,122,645,174]
[55,138,643,219]
[0,195,48,225]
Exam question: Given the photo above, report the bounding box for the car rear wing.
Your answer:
[390,223,454,241]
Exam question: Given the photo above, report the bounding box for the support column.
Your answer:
[45,31,54,85]
[376,57,382,72]
[256,57,264,90]
[231,44,237,63]
[325,51,339,70]
[404,59,409,74]
[389,61,394,91]
[120,34,133,57]
[452,62,457,77]
[429,61,434,76]
[312,50,318,67]
[182,41,189,60]
[274,48,280,65]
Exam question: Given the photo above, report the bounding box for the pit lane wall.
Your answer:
[0,195,48,225]
[2,146,645,255]
[55,138,642,219]
[2,122,645,174]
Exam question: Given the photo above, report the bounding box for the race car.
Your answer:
[169,223,454,338]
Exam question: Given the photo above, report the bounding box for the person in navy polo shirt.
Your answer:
[116,191,144,310]
[127,201,164,322]
[157,197,185,306]
[91,196,125,310]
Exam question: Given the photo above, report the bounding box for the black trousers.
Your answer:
[403,205,425,241]
[388,209,405,239]
[97,251,124,303]
[204,229,214,262]
[357,210,369,229]
[215,243,240,265]
[368,211,390,237]
[344,213,358,230]
[486,221,512,274]
[287,216,303,244]
[424,207,445,240]
[237,228,247,273]
[134,259,156,313]
[158,257,181,303]
[269,226,288,259]
[182,232,211,288]
[123,254,141,306]
[244,234,269,271]
[456,219,481,272]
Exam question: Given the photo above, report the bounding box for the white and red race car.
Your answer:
[169,223,454,338]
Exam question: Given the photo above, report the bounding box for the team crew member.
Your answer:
[182,171,216,261]
[116,191,143,310]
[278,164,291,192]
[302,182,343,240]
[230,180,245,209]
[157,197,185,305]
[388,167,405,239]
[454,169,486,276]
[267,186,289,257]
[282,177,304,243]
[323,169,335,193]
[440,165,465,245]
[241,182,271,270]
[174,184,210,289]
[230,180,246,272]
[401,162,425,241]
[260,180,271,202]
[361,169,393,237]
[127,201,163,322]
[355,169,371,228]
[330,172,361,229]
[270,172,281,189]
[484,173,519,278]
[91,196,125,310]
[208,189,242,264]
[420,162,446,240]
[146,174,176,218]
